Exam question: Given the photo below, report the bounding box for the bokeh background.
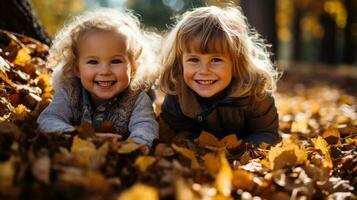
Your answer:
[28,0,357,65]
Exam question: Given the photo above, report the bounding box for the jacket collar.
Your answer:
[177,77,251,119]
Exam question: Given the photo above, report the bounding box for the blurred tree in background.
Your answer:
[0,0,51,45]
[24,0,357,64]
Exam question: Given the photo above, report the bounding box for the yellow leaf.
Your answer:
[12,104,29,117]
[172,144,200,169]
[175,178,200,200]
[268,138,307,170]
[232,169,255,191]
[135,156,156,172]
[71,136,96,166]
[311,136,330,155]
[311,136,333,168]
[215,152,232,196]
[117,184,159,200]
[0,157,15,188]
[14,47,31,66]
[117,142,142,154]
[203,153,221,177]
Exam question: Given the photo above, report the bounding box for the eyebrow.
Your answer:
[83,54,126,59]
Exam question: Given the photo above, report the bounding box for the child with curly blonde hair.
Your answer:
[159,6,281,146]
[38,9,160,147]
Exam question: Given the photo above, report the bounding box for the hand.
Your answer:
[95,133,122,140]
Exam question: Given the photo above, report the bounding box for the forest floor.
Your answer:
[0,30,356,200]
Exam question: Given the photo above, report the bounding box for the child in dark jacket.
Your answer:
[159,6,281,146]
[37,9,160,147]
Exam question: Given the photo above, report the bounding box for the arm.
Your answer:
[244,94,281,146]
[128,92,159,147]
[37,88,75,133]
[160,94,201,135]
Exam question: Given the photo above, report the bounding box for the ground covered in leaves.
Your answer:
[0,30,356,200]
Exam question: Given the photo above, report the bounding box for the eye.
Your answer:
[112,59,123,64]
[187,57,199,63]
[211,58,223,63]
[87,60,98,65]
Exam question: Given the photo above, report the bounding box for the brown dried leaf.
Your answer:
[322,128,340,144]
[172,144,200,169]
[76,121,96,138]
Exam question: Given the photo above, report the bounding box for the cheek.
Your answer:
[182,67,194,82]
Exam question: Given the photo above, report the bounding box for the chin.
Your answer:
[196,92,215,98]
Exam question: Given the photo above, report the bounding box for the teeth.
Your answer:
[196,80,215,85]
[96,81,114,87]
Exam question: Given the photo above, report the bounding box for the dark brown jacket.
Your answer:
[160,80,280,146]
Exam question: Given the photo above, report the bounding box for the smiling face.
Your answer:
[76,31,131,102]
[181,42,233,98]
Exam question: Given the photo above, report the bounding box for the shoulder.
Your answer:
[135,91,154,105]
[247,93,276,116]
[162,94,180,110]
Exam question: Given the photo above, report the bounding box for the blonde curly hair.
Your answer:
[49,8,160,91]
[159,6,280,99]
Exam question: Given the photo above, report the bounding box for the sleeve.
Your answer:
[160,94,201,134]
[128,92,159,147]
[37,88,76,133]
[244,94,281,146]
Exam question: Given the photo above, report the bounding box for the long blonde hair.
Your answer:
[159,6,279,98]
[48,8,160,90]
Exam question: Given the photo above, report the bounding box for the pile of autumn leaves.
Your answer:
[0,30,356,200]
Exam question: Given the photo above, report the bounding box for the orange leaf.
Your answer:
[232,169,255,191]
[219,134,242,151]
[198,131,221,148]
[203,153,221,177]
[135,156,156,172]
[198,131,242,151]
[117,142,142,154]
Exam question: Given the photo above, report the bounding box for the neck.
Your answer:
[196,83,232,105]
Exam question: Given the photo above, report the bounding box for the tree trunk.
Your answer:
[343,0,357,64]
[240,0,277,58]
[0,0,51,45]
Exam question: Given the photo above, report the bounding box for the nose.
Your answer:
[198,61,210,74]
[98,63,111,75]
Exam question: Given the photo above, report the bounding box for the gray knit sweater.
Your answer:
[37,83,158,147]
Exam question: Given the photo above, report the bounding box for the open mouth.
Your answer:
[195,80,217,85]
[94,81,117,87]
